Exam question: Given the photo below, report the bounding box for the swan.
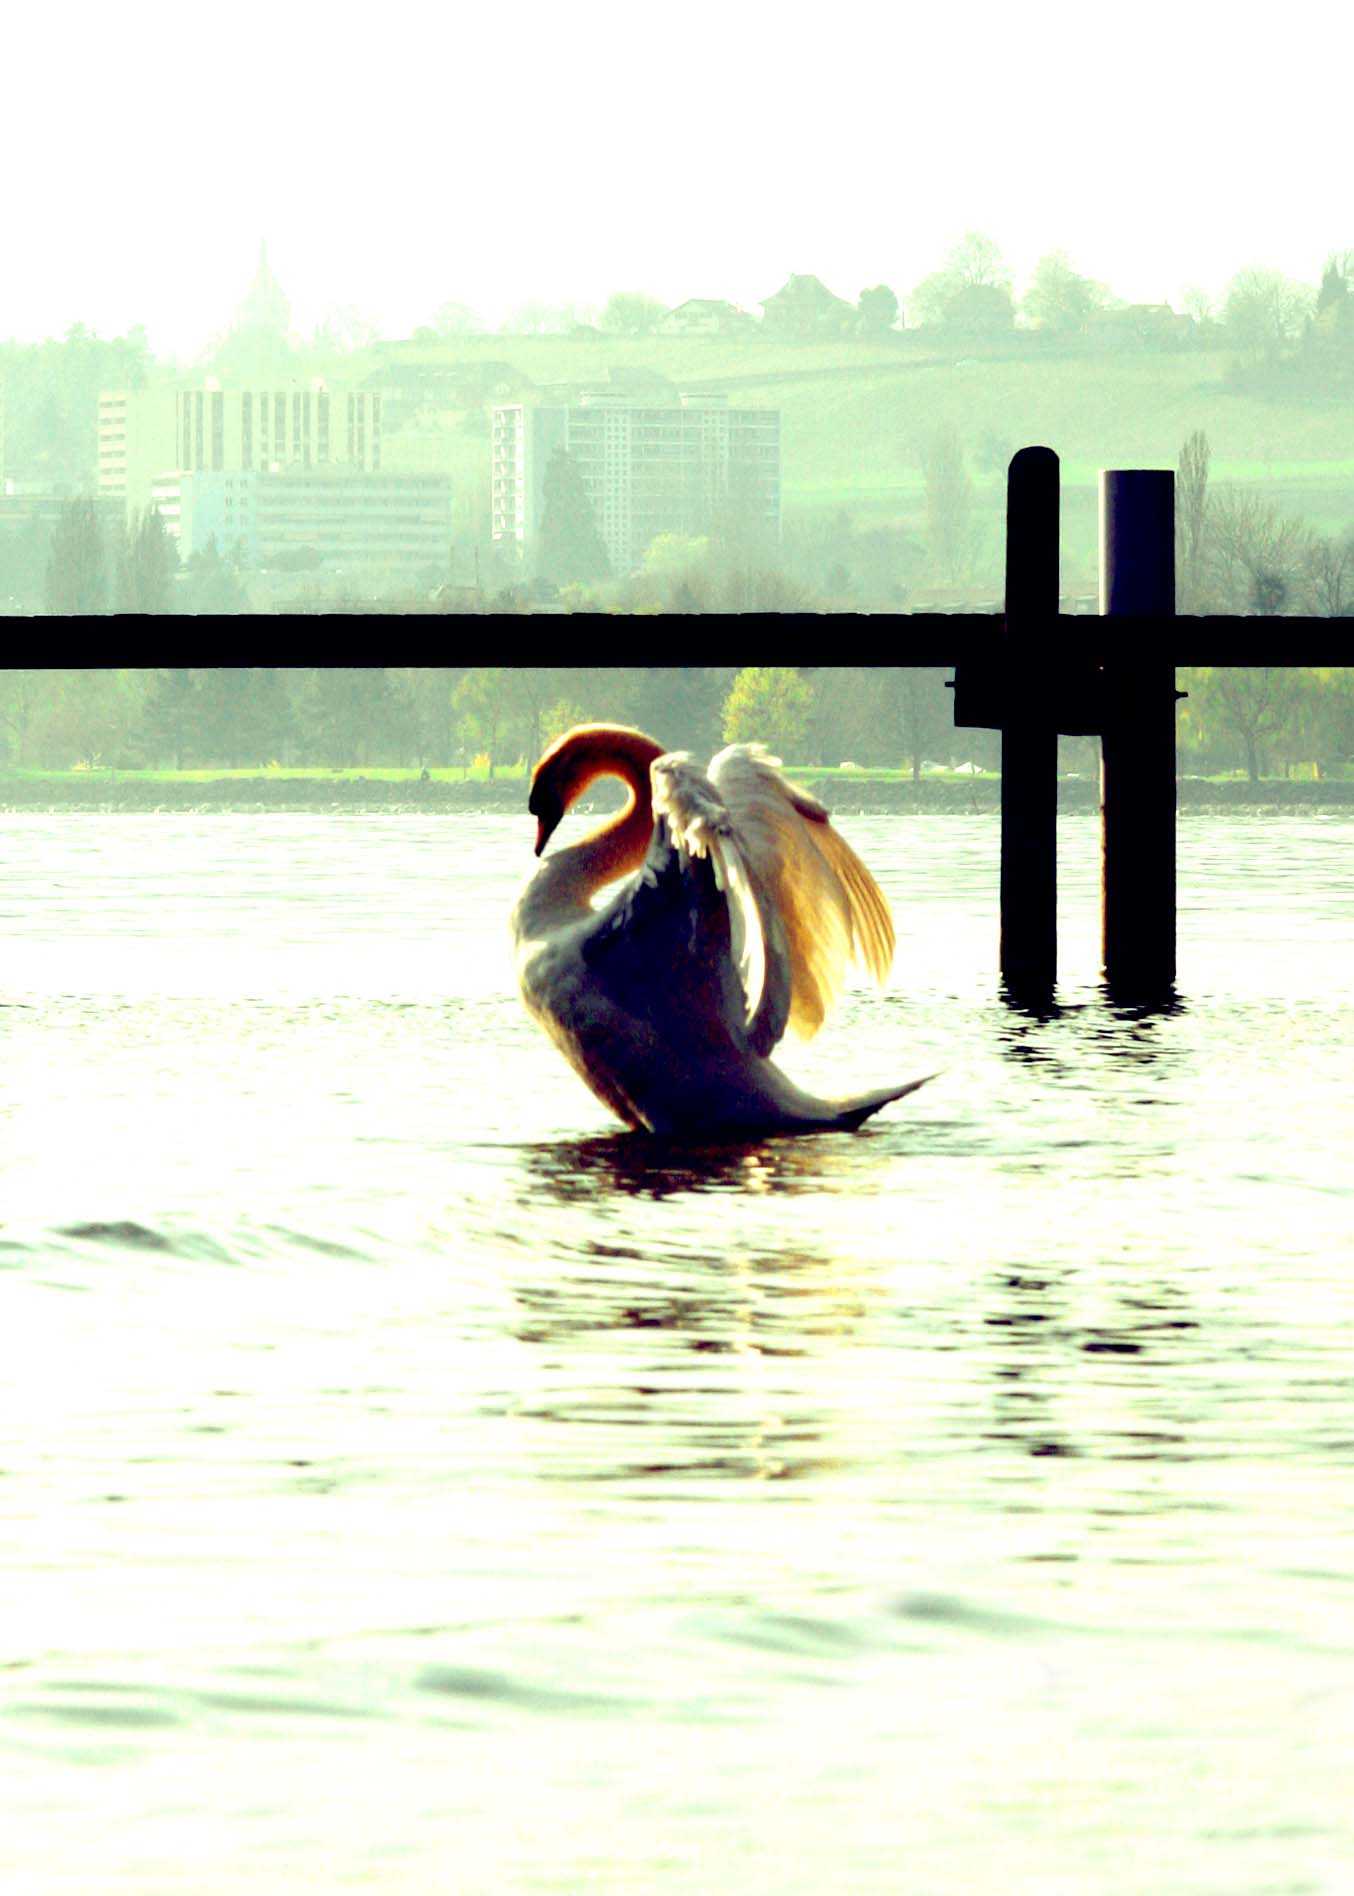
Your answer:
[511,723,933,1138]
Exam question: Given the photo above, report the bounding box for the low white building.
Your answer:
[150,466,452,579]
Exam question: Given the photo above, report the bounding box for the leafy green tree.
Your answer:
[856,285,900,335]
[974,431,1014,482]
[1176,430,1212,611]
[618,668,735,754]
[1306,254,1354,379]
[453,667,513,775]
[0,669,48,766]
[193,669,295,767]
[182,537,250,614]
[599,292,667,336]
[910,232,1015,333]
[1022,252,1107,334]
[430,301,482,336]
[116,507,176,614]
[141,669,201,768]
[536,451,610,585]
[36,669,144,766]
[389,668,460,766]
[925,422,976,585]
[541,697,590,748]
[0,325,151,489]
[45,498,107,614]
[1222,266,1313,367]
[722,666,813,760]
[300,669,400,767]
[0,511,52,610]
[642,533,712,578]
[1305,668,1354,773]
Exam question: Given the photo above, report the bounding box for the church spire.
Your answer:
[237,240,291,337]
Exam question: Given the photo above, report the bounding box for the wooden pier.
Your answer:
[953,447,1183,1006]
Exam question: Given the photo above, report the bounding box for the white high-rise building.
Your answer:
[98,386,383,519]
[491,392,780,576]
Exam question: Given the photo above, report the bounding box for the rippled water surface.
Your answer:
[4,810,1353,1893]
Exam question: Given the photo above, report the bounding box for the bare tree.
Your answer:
[1203,489,1312,614]
[1305,533,1354,617]
[1191,667,1304,783]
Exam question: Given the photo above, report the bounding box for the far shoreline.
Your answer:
[2,774,1352,815]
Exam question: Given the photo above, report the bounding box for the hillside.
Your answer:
[378,337,1354,588]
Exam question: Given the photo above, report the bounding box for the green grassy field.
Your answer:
[1,765,526,784]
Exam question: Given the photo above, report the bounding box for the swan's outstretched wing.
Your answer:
[710,744,895,1040]
[580,752,792,1058]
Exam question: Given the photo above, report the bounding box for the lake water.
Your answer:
[3,808,1353,1894]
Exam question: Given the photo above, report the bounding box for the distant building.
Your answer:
[758,274,856,338]
[491,391,781,576]
[149,466,452,579]
[656,299,755,337]
[1086,303,1196,349]
[363,345,533,429]
[98,385,384,519]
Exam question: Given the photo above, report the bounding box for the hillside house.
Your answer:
[759,275,856,338]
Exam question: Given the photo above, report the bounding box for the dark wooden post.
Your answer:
[1099,470,1178,999]
[1000,446,1060,996]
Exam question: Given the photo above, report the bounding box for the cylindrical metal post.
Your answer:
[1000,447,1060,997]
[1099,470,1178,1000]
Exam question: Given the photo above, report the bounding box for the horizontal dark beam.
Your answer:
[21,609,1353,669]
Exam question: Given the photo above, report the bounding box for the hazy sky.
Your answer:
[9,0,1346,357]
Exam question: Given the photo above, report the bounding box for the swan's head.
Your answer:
[528,724,666,856]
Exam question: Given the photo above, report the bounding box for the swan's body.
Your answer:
[511,724,933,1138]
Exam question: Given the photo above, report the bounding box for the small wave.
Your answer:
[57,1219,180,1252]
[416,1663,636,1718]
[891,1591,1055,1638]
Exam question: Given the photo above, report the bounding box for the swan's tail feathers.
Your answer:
[826,1071,939,1130]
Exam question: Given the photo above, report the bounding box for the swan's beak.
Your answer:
[529,785,564,856]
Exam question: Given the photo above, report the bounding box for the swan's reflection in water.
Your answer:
[501,1140,889,1485]
[518,1128,889,1202]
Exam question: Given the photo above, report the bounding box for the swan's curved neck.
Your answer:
[535,727,663,913]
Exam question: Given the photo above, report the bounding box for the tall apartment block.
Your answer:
[491,392,780,576]
[97,385,384,518]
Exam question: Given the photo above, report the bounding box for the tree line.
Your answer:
[1,666,1351,783]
